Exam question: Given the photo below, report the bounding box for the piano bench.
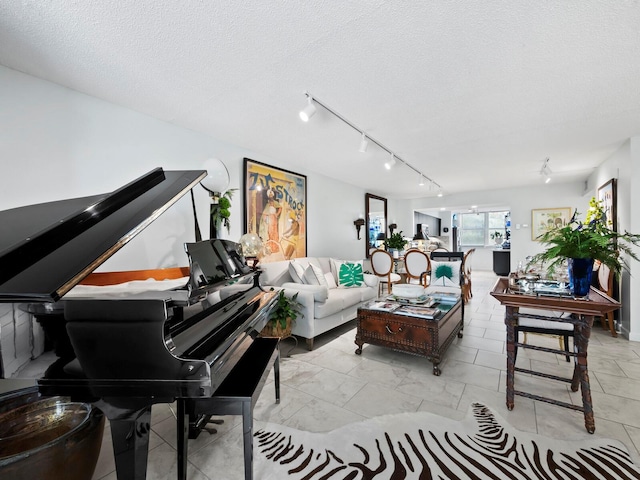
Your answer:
[176,337,280,480]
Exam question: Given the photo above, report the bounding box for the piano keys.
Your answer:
[0,168,278,480]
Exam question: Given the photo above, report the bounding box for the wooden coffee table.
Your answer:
[355,298,464,375]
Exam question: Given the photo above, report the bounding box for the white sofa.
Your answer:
[258,257,379,350]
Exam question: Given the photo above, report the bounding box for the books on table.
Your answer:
[429,291,460,304]
[366,301,400,312]
[394,305,442,319]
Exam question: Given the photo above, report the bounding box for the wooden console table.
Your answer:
[355,299,464,375]
[491,277,619,433]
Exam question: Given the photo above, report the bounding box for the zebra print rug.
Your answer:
[254,403,640,479]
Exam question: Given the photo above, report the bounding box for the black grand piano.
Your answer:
[0,168,278,479]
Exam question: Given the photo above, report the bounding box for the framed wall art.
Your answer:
[597,178,617,232]
[531,207,572,241]
[243,158,307,262]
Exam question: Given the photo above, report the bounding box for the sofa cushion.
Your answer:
[315,287,364,318]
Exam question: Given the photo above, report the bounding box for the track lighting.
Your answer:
[385,153,396,170]
[437,189,443,197]
[359,133,368,153]
[299,96,317,122]
[540,157,552,183]
[298,91,442,190]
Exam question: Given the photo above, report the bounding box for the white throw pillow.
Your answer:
[324,272,338,289]
[303,264,328,287]
[430,260,461,288]
[288,260,306,284]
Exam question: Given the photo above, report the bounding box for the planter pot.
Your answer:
[0,387,104,480]
[260,318,292,338]
[568,258,594,297]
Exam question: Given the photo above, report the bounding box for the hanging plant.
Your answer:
[211,189,237,234]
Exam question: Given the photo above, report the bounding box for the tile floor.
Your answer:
[88,270,640,479]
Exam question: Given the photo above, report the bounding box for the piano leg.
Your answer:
[177,399,189,480]
[102,405,152,480]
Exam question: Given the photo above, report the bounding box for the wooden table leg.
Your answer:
[575,315,595,433]
[505,306,517,411]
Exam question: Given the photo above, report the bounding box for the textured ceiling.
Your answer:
[1,1,640,199]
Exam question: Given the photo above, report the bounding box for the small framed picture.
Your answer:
[531,207,573,241]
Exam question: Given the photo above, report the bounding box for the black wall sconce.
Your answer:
[354,218,365,239]
[388,223,397,236]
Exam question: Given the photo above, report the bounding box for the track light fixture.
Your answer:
[437,189,443,197]
[359,133,368,153]
[419,175,425,186]
[299,96,317,122]
[298,91,442,191]
[540,157,552,183]
[384,153,396,170]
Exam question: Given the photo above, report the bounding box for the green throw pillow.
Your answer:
[338,262,364,288]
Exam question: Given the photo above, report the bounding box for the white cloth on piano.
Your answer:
[65,277,190,299]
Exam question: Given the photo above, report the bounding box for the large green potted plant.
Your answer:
[260,290,303,338]
[529,197,640,295]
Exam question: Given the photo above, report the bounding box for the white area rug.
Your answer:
[254,403,640,479]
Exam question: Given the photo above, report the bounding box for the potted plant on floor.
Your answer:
[260,290,303,338]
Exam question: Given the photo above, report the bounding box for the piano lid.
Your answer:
[0,168,206,303]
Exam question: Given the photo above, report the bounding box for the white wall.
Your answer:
[0,66,367,272]
[585,138,640,341]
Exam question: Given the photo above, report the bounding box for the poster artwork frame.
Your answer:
[243,158,307,263]
[531,207,573,241]
[597,178,617,232]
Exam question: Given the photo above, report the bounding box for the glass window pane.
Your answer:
[460,213,484,228]
[460,230,484,245]
[488,211,508,229]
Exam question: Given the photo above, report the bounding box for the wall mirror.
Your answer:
[365,193,387,258]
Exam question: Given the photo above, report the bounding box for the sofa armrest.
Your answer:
[363,273,379,288]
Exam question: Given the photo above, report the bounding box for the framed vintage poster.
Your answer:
[597,178,617,232]
[531,207,572,240]
[243,158,307,262]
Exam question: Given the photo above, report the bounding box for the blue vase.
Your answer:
[568,258,594,297]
